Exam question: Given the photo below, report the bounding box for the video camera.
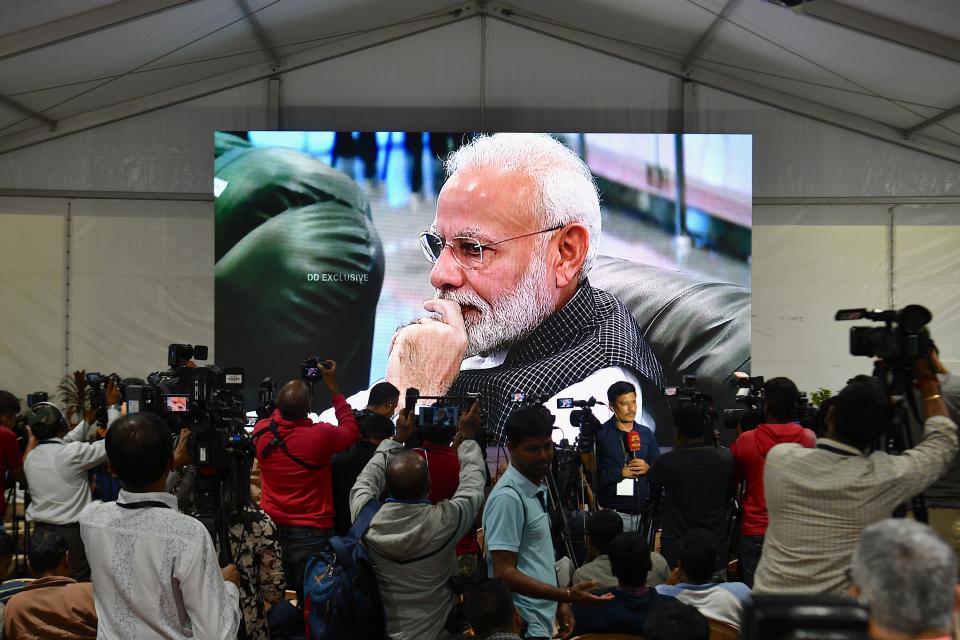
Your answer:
[664,375,712,407]
[403,387,487,446]
[836,305,933,369]
[721,372,765,431]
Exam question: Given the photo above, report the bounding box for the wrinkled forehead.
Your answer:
[432,167,540,240]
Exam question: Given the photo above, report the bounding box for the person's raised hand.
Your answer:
[394,408,415,444]
[319,359,339,395]
[105,379,122,407]
[458,400,482,441]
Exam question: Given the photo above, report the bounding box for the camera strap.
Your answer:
[815,443,858,457]
[251,421,324,470]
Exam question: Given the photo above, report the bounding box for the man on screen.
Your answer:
[336,133,664,442]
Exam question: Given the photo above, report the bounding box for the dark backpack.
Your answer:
[304,500,385,640]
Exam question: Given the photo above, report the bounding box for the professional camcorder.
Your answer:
[721,372,765,431]
[664,375,712,408]
[835,305,933,369]
[403,387,488,446]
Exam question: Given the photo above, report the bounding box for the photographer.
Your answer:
[913,347,960,569]
[730,377,815,587]
[22,394,120,582]
[753,358,957,594]
[648,402,734,573]
[595,381,659,532]
[80,412,241,639]
[252,361,359,603]
[347,400,484,639]
[331,412,396,535]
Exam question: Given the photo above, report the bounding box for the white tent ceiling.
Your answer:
[1,0,959,162]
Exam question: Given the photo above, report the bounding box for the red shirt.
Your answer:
[254,396,359,529]
[415,441,480,556]
[731,422,816,536]
[0,427,22,516]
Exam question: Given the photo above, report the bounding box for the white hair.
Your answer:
[851,518,957,635]
[444,133,602,282]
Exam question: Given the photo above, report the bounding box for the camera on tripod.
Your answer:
[836,305,933,369]
[721,372,765,431]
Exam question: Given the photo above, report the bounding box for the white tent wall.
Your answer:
[1,19,960,402]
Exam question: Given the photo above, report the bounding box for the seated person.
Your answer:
[656,529,751,629]
[644,600,710,640]
[461,578,524,640]
[4,528,97,639]
[572,509,669,589]
[80,412,242,639]
[850,518,960,640]
[331,413,395,535]
[571,532,675,636]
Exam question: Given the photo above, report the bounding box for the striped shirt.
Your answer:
[754,415,958,594]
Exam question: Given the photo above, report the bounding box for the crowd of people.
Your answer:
[0,132,958,640]
[0,349,956,639]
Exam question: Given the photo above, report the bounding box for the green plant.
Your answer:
[810,387,832,407]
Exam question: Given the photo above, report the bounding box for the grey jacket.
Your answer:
[349,439,485,640]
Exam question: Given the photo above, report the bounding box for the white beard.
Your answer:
[436,254,555,358]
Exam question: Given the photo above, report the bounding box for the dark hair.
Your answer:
[462,578,516,637]
[385,450,430,501]
[105,413,173,490]
[764,377,799,423]
[504,405,555,447]
[678,529,718,583]
[608,533,651,588]
[28,529,68,575]
[672,403,709,440]
[0,391,19,417]
[586,509,624,555]
[422,424,455,446]
[812,395,835,437]
[832,378,891,449]
[607,381,636,406]
[644,601,710,640]
[360,413,395,441]
[368,382,400,408]
[27,404,66,441]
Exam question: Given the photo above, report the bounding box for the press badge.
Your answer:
[616,479,635,496]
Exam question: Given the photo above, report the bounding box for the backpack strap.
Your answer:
[331,501,383,569]
[252,420,324,470]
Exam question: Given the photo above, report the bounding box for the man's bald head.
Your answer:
[385,450,431,501]
[277,380,312,421]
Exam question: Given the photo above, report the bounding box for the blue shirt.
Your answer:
[596,418,659,512]
[483,464,557,638]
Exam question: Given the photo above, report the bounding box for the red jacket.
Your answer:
[731,422,816,536]
[254,396,359,529]
[415,441,480,556]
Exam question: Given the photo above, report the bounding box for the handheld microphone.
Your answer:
[627,431,642,459]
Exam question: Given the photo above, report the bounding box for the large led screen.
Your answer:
[214,131,751,444]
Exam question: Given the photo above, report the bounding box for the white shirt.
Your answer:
[24,408,120,524]
[80,490,241,640]
[319,352,647,443]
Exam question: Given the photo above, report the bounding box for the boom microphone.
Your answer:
[627,431,642,459]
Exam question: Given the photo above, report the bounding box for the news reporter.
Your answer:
[595,381,659,532]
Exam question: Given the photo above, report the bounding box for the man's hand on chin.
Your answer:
[385,298,468,397]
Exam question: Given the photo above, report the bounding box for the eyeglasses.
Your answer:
[418,225,564,270]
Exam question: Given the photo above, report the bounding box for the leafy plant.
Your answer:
[810,387,832,407]
[57,370,89,426]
